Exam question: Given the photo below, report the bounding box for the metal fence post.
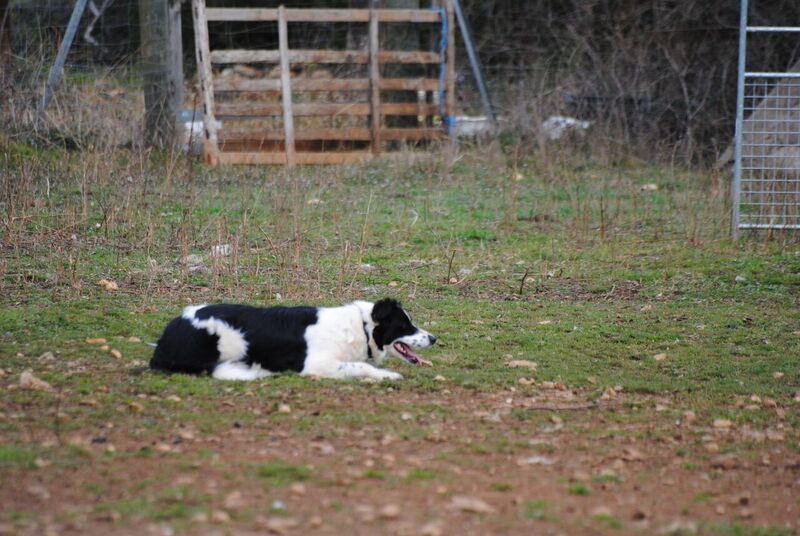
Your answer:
[731,0,748,241]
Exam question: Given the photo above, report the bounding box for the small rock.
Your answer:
[640,183,658,192]
[734,275,747,283]
[683,410,697,425]
[309,516,322,527]
[518,377,536,386]
[517,455,553,466]
[26,484,50,500]
[620,447,645,461]
[19,371,53,392]
[712,419,733,429]
[166,395,181,403]
[772,371,784,380]
[263,517,299,534]
[449,496,496,514]
[653,353,667,362]
[379,504,401,519]
[591,506,613,517]
[401,412,413,421]
[739,508,753,519]
[506,360,538,371]
[704,442,720,453]
[98,279,119,292]
[38,352,56,362]
[128,401,144,413]
[210,510,230,523]
[762,398,777,408]
[388,281,399,287]
[277,403,291,414]
[110,349,123,359]
[289,482,306,496]
[434,375,447,382]
[639,304,653,313]
[79,398,99,407]
[128,336,141,343]
[223,491,245,509]
[419,521,444,536]
[600,387,618,401]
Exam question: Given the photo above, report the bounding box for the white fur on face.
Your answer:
[182,305,249,363]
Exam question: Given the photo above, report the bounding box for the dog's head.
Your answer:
[370,299,436,365]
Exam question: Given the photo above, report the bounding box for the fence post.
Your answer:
[369,7,381,154]
[139,0,179,146]
[278,5,296,167]
[191,0,219,165]
[37,0,89,122]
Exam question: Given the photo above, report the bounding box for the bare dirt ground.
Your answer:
[3,381,798,535]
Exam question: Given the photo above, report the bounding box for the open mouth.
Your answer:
[393,342,421,364]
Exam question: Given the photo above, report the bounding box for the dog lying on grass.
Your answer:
[150,298,435,381]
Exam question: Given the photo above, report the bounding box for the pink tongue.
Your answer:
[395,342,420,363]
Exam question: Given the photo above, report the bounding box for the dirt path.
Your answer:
[2,383,798,535]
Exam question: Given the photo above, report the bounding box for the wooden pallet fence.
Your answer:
[191,0,456,166]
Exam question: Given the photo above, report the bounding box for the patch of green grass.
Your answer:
[405,468,437,482]
[705,523,795,536]
[256,460,311,487]
[591,473,623,483]
[521,500,553,521]
[0,444,37,469]
[567,483,590,496]
[363,469,385,480]
[490,482,512,492]
[593,513,623,530]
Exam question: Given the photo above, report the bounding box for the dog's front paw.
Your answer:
[380,370,403,381]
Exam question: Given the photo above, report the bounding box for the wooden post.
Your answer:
[369,8,381,154]
[191,0,219,165]
[278,5,296,167]
[168,0,184,116]
[445,0,456,139]
[139,0,179,146]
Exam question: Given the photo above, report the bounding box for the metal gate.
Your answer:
[732,0,800,238]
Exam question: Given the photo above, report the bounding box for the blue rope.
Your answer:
[435,7,455,136]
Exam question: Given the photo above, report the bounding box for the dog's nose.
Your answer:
[428,334,437,345]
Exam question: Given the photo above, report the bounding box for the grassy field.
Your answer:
[1,145,799,535]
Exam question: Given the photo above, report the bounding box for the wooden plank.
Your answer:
[217,102,371,118]
[369,8,380,155]
[217,151,372,165]
[211,49,439,65]
[205,8,440,23]
[216,102,437,118]
[382,102,439,115]
[221,127,372,142]
[379,78,439,91]
[192,0,219,165]
[215,78,369,92]
[380,127,443,140]
[378,51,440,64]
[278,5,295,167]
[445,0,455,136]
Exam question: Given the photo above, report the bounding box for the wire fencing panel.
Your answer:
[3,0,148,149]
[737,75,800,230]
[732,0,800,236]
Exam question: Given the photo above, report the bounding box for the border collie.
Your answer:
[150,299,435,381]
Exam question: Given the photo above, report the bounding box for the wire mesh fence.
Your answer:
[736,75,800,229]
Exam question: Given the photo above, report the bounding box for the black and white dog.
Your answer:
[150,299,435,381]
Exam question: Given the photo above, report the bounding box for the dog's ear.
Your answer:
[371,298,399,323]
